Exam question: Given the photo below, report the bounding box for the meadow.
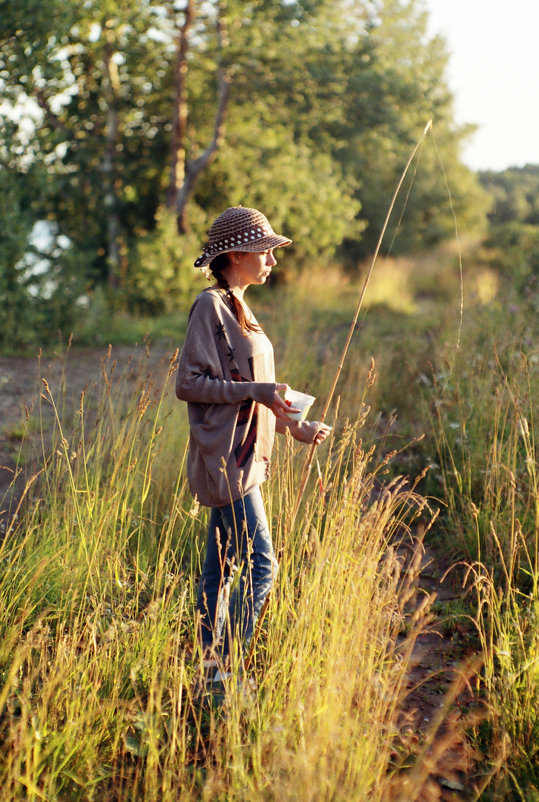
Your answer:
[0,240,537,800]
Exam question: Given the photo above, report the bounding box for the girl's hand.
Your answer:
[293,420,332,445]
[270,383,299,419]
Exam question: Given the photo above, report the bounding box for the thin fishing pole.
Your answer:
[386,137,426,257]
[246,119,434,671]
[290,119,433,524]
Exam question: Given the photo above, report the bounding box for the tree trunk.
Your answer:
[165,0,195,220]
[175,57,230,234]
[103,25,122,290]
[165,0,231,234]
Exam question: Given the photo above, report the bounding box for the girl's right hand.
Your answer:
[271,383,299,420]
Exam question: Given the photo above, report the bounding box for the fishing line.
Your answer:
[430,126,465,367]
[246,118,468,669]
[374,126,464,398]
[290,119,434,525]
[352,138,427,334]
[386,136,427,257]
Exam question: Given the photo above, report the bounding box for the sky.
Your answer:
[423,0,539,172]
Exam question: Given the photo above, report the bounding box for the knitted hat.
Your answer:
[194,207,292,269]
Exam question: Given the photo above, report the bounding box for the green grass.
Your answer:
[1,240,537,799]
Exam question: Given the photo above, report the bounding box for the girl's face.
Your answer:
[230,249,277,289]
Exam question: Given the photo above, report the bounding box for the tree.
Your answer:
[189,0,489,263]
[0,148,84,348]
[0,165,36,347]
[478,165,539,308]
[264,0,489,259]
[479,165,539,227]
[165,0,231,234]
[0,0,491,326]
[1,0,174,289]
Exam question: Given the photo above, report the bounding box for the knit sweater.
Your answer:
[176,287,277,507]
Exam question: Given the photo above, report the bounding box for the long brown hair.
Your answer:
[209,253,263,336]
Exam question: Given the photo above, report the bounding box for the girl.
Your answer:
[176,206,330,680]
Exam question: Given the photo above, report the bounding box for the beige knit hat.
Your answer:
[194,207,292,269]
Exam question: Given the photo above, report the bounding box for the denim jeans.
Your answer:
[196,486,278,662]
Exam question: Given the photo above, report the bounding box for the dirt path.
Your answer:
[397,535,484,801]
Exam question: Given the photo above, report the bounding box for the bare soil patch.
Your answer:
[0,345,174,530]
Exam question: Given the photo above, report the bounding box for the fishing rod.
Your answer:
[290,119,433,525]
[245,119,433,671]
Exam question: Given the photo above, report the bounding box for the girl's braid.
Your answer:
[209,254,263,336]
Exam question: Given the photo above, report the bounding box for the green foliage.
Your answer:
[0,157,86,350]
[484,222,539,312]
[478,165,539,313]
[1,0,173,283]
[479,164,539,227]
[0,0,491,325]
[0,168,35,347]
[203,130,363,274]
[214,0,488,264]
[127,207,207,314]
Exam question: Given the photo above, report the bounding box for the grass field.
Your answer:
[0,241,537,800]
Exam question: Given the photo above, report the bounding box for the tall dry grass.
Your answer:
[430,337,538,799]
[0,317,449,800]
[1,241,536,799]
[411,240,538,799]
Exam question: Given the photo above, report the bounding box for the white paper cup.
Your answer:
[284,389,316,421]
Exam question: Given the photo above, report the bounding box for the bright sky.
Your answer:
[424,0,539,172]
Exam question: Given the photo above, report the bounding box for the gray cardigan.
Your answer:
[176,288,277,507]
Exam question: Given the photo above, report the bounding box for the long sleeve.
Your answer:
[176,288,277,507]
[176,291,275,407]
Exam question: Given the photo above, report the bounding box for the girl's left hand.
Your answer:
[293,421,332,445]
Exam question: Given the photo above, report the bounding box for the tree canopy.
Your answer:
[478,165,539,228]
[478,165,539,307]
[1,0,491,337]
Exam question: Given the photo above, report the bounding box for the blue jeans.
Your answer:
[196,487,278,663]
